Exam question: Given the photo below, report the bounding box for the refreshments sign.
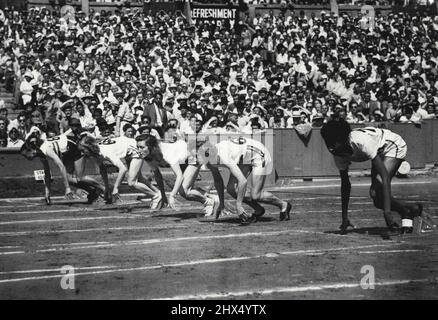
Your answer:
[190,4,239,28]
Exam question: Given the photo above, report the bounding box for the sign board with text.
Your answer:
[190,4,239,28]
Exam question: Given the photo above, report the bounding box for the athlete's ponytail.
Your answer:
[78,135,100,156]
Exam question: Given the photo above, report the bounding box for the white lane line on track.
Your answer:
[0,181,432,203]
[0,251,25,255]
[0,224,194,237]
[24,230,306,254]
[159,278,435,300]
[0,243,400,284]
[0,207,365,219]
[0,265,117,275]
[270,181,435,190]
[358,249,421,254]
[0,208,93,215]
[0,215,145,226]
[1,203,437,219]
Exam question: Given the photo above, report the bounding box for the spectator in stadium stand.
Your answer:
[6,127,24,148]
[0,102,8,122]
[0,4,436,144]
[0,116,8,137]
[0,130,7,147]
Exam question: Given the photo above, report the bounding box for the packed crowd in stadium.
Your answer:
[0,3,438,148]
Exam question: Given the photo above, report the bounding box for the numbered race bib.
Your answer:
[99,138,116,145]
[230,136,246,145]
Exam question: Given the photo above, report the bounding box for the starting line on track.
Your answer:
[0,243,411,284]
[159,278,436,300]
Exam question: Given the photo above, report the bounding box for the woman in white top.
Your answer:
[198,135,291,224]
[135,131,222,216]
[21,133,111,205]
[320,120,434,234]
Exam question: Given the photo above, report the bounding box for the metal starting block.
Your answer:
[413,212,437,234]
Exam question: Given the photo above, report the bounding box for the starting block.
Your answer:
[413,213,437,234]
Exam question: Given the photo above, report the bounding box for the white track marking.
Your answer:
[0,230,303,255]
[269,181,434,191]
[0,215,145,226]
[0,265,117,275]
[0,224,194,237]
[160,278,435,300]
[0,243,400,284]
[34,230,304,253]
[0,251,25,255]
[0,204,204,216]
[358,249,421,254]
[0,181,432,202]
[0,208,93,216]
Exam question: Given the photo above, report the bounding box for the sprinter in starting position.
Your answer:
[320,120,435,234]
[77,134,164,207]
[21,133,111,204]
[198,135,292,224]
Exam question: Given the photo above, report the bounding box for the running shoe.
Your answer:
[87,190,100,204]
[94,196,106,205]
[239,210,252,225]
[150,195,163,210]
[279,202,292,221]
[207,195,221,219]
[203,198,215,216]
[250,207,266,223]
[112,193,123,204]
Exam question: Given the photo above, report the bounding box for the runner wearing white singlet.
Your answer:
[78,135,162,205]
[321,121,434,235]
[136,132,223,215]
[200,136,291,224]
[21,133,110,205]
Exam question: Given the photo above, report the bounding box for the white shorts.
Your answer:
[380,133,407,160]
[250,152,272,176]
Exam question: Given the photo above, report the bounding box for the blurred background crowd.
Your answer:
[0,0,437,148]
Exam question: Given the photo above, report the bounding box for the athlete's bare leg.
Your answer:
[251,171,287,211]
[226,165,264,212]
[74,157,106,193]
[179,165,207,203]
[127,158,159,197]
[370,157,419,220]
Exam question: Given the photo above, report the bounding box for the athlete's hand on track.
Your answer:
[236,204,246,217]
[168,195,180,210]
[340,219,355,235]
[45,189,52,205]
[65,191,75,201]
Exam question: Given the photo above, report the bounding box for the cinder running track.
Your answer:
[0,176,437,299]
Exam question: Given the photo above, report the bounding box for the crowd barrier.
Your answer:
[1,121,437,181]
